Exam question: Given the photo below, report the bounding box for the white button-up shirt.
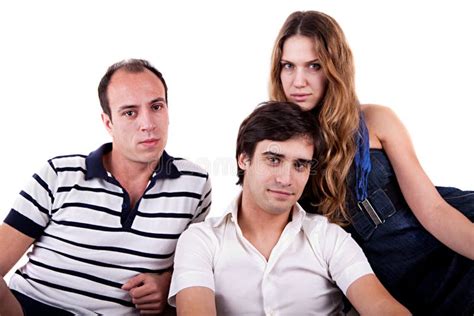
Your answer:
[169,194,373,315]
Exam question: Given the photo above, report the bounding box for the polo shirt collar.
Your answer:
[214,191,307,228]
[85,143,181,181]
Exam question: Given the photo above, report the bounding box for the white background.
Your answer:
[1,1,473,279]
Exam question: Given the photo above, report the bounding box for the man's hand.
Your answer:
[122,271,172,315]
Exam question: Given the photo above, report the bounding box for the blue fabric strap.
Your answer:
[354,112,371,201]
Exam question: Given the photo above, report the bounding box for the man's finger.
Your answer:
[122,273,146,291]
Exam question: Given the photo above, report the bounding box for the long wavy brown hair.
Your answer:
[269,11,360,225]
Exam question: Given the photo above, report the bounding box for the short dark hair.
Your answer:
[98,58,168,118]
[235,101,320,185]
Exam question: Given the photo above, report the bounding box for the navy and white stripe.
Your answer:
[4,143,212,314]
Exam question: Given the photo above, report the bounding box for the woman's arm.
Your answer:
[347,274,410,315]
[363,104,474,259]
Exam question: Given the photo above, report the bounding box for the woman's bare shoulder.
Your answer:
[360,104,395,119]
[360,104,399,148]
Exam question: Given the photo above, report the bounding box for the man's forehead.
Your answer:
[256,138,314,158]
[109,68,163,85]
[107,69,166,101]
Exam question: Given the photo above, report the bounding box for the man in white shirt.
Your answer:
[168,101,409,315]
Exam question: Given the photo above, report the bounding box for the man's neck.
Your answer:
[105,150,157,178]
[237,194,293,261]
[103,150,159,208]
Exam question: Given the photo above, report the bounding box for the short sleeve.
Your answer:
[168,222,217,306]
[191,175,212,223]
[3,161,57,238]
[313,219,373,294]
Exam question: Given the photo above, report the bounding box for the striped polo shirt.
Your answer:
[4,143,212,314]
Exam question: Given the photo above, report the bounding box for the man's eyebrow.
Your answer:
[262,151,284,158]
[117,104,138,111]
[295,158,313,165]
[262,151,312,164]
[150,97,166,103]
[117,97,166,111]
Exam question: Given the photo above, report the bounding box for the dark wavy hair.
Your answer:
[236,101,321,185]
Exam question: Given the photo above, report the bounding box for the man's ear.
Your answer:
[101,113,113,135]
[238,152,250,170]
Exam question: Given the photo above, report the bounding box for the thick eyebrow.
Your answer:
[295,158,313,166]
[262,151,284,158]
[117,104,138,112]
[262,151,312,165]
[117,97,166,112]
[150,97,166,104]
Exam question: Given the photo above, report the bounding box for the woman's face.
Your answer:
[280,35,328,111]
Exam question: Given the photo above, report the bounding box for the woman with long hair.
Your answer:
[269,10,473,315]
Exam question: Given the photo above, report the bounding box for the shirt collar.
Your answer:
[213,191,307,228]
[85,142,181,181]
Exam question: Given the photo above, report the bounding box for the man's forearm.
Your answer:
[176,287,216,316]
[0,277,23,316]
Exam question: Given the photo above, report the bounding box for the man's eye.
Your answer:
[152,104,163,111]
[294,161,309,172]
[268,156,280,164]
[123,111,135,117]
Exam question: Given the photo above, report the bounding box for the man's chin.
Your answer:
[266,201,294,215]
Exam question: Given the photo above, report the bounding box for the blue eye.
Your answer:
[281,62,294,70]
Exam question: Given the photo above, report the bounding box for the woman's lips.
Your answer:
[291,93,311,102]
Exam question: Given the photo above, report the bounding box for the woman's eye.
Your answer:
[309,63,321,71]
[281,62,293,70]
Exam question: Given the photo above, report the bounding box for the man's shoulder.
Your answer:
[46,153,88,172]
[185,213,230,237]
[181,216,221,245]
[302,212,346,237]
[172,158,209,179]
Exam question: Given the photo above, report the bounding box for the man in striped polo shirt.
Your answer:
[0,59,212,315]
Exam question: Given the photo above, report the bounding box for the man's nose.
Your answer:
[139,111,156,131]
[275,165,292,186]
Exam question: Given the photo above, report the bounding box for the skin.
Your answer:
[281,35,328,111]
[0,224,30,316]
[280,34,474,259]
[175,137,409,315]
